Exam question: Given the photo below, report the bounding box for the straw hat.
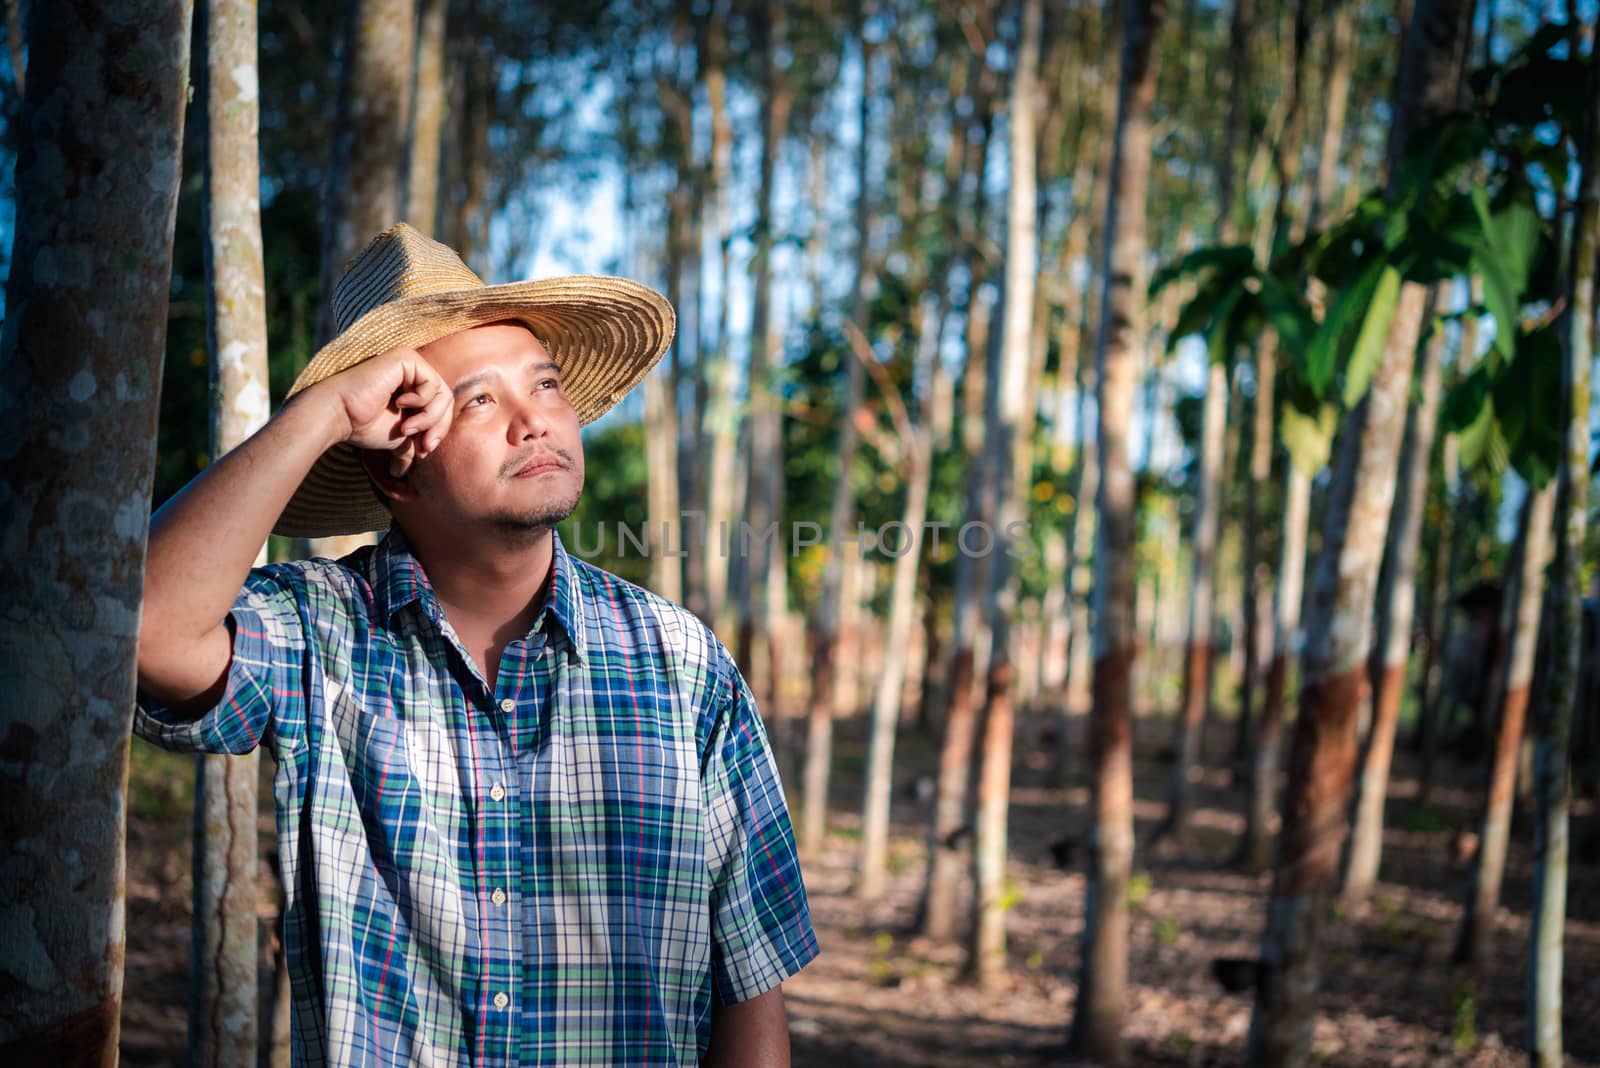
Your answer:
[272,223,675,538]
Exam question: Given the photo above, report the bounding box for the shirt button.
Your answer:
[489,783,505,802]
[499,698,514,713]
[491,887,506,906]
[492,991,509,1010]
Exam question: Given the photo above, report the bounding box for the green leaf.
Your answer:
[1168,272,1233,351]
[1258,275,1316,354]
[1148,244,1256,297]
[1456,398,1508,476]
[1342,264,1403,408]
[1303,253,1384,401]
[1470,186,1543,357]
[1492,324,1565,487]
[1442,366,1491,433]
[1280,399,1337,475]
[1208,286,1247,368]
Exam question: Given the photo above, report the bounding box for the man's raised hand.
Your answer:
[317,345,456,477]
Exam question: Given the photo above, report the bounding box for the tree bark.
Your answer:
[190,1,269,1062]
[1246,2,1475,1062]
[1068,0,1163,1058]
[1239,462,1311,873]
[1161,358,1225,843]
[1528,37,1596,1064]
[809,3,872,864]
[1341,303,1446,903]
[969,0,1042,989]
[917,31,999,942]
[403,0,448,235]
[0,0,193,1059]
[737,0,792,750]
[1453,482,1555,965]
[309,0,415,560]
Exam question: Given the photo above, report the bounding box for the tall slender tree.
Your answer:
[1453,480,1556,964]
[310,0,415,560]
[0,0,194,1059]
[1528,27,1596,1065]
[1342,303,1447,902]
[1246,0,1476,1062]
[1068,0,1164,1058]
[189,1,271,1061]
[970,0,1043,988]
[811,0,873,866]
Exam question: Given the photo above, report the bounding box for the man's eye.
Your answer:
[537,378,559,390]
[465,394,490,408]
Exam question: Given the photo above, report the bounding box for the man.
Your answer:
[135,224,817,1067]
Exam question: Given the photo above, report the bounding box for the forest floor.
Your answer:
[121,708,1600,1067]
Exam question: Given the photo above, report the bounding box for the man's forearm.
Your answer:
[137,387,346,707]
[702,986,790,1068]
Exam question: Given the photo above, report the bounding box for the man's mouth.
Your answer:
[510,455,567,478]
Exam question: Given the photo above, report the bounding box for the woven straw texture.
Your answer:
[273,224,675,538]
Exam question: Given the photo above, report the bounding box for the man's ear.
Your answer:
[359,448,419,505]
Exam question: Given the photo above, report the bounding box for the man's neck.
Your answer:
[404,524,557,665]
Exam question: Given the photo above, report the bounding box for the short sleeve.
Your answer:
[702,649,819,1004]
[133,565,309,758]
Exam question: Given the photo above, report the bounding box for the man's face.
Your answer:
[400,321,585,539]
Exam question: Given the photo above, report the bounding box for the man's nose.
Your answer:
[507,394,550,441]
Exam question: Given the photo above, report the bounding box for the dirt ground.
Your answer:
[121,711,1600,1066]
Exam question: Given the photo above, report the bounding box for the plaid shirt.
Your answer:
[136,528,817,1067]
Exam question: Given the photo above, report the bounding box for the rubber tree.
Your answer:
[810,0,872,866]
[1528,32,1597,1065]
[1341,305,1448,903]
[918,25,1000,943]
[309,0,414,560]
[0,0,193,1059]
[1067,0,1164,1059]
[188,1,271,1062]
[1453,479,1555,964]
[969,0,1043,990]
[1245,0,1476,1063]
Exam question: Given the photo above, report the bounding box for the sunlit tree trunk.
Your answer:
[1452,482,1555,965]
[442,0,490,275]
[1341,306,1446,903]
[1528,39,1595,1065]
[1068,0,1162,1058]
[968,0,1042,990]
[189,2,269,1062]
[810,3,872,864]
[1246,2,1475,1062]
[0,0,192,1059]
[403,0,448,235]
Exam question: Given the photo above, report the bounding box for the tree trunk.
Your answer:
[317,0,414,344]
[969,0,1042,990]
[1341,303,1446,903]
[736,0,791,728]
[698,0,735,631]
[190,1,269,1062]
[403,0,448,235]
[1162,359,1225,843]
[1455,481,1555,965]
[1068,0,1162,1058]
[1246,2,1475,1063]
[1239,463,1311,873]
[0,0,193,1059]
[1528,40,1595,1064]
[917,37,999,942]
[808,5,872,863]
[310,0,415,560]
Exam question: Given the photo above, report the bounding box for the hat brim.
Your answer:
[272,275,675,539]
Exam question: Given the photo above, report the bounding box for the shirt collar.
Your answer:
[372,524,587,664]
